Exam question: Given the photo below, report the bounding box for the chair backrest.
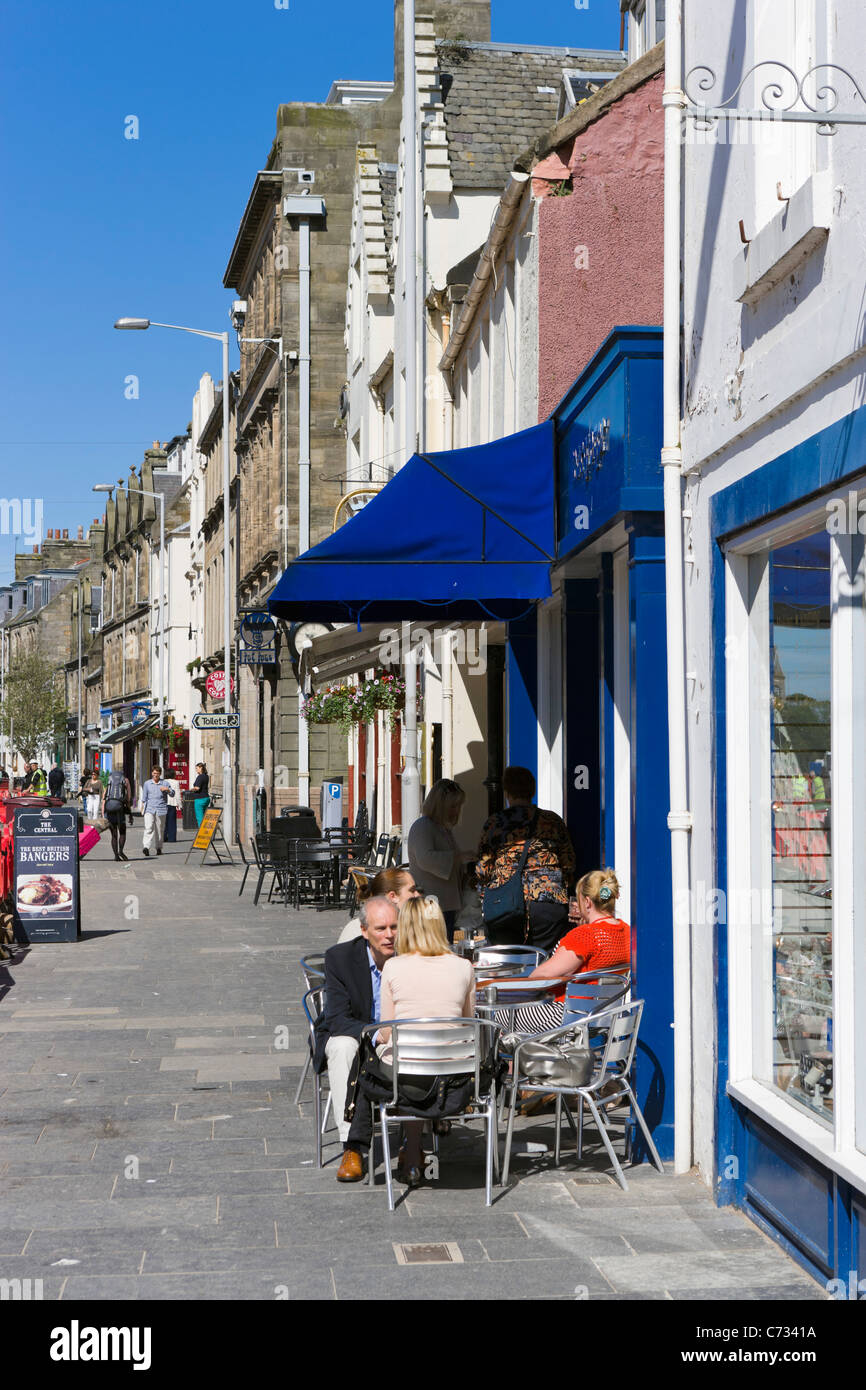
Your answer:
[386,834,402,866]
[373,832,390,865]
[302,987,325,1046]
[249,838,262,868]
[300,954,326,989]
[354,801,368,836]
[562,966,631,1026]
[376,1016,499,1107]
[256,832,290,863]
[474,945,547,970]
[591,999,644,1079]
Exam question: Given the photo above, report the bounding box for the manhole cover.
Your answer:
[393,1242,463,1266]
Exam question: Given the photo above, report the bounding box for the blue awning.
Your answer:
[268,421,555,625]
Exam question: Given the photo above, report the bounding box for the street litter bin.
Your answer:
[164,806,178,842]
[181,791,198,831]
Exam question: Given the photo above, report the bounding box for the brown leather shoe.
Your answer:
[336,1148,366,1182]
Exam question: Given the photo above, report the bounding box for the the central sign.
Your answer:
[13,807,80,944]
[192,712,240,730]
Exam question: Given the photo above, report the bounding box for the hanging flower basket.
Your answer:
[302,672,406,735]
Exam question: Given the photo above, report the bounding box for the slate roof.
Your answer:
[437,41,625,189]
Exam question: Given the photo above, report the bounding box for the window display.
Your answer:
[767,532,832,1121]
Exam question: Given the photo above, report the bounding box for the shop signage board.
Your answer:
[12,807,80,944]
[185,806,234,866]
[192,712,240,730]
[239,611,278,666]
[205,671,235,700]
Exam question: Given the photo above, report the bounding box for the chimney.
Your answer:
[63,528,69,539]
[77,525,84,540]
[46,528,53,540]
[33,545,38,553]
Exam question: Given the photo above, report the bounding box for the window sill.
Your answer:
[727,1078,866,1198]
[732,173,832,307]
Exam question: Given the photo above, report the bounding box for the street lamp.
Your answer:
[94,482,166,733]
[114,317,234,842]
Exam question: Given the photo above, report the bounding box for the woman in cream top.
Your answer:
[376,896,475,1183]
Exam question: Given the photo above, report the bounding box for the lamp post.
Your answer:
[114,318,233,841]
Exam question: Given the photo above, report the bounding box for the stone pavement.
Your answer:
[0,827,827,1302]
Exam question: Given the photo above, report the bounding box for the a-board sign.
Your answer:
[192,712,240,730]
[192,807,222,852]
[13,806,80,944]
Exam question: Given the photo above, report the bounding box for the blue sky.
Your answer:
[0,0,620,583]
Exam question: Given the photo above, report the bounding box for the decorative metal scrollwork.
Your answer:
[685,62,866,133]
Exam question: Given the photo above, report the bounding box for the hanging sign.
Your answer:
[13,807,80,944]
[205,670,235,700]
[239,612,278,667]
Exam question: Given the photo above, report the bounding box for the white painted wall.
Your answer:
[681,0,866,1181]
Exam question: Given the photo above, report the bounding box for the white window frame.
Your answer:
[724,484,866,1196]
[536,593,564,818]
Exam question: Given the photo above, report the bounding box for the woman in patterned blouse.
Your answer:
[475,765,576,952]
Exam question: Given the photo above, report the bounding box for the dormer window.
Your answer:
[623,0,665,63]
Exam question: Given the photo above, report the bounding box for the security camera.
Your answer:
[287,349,300,365]
[298,169,315,185]
[230,300,247,331]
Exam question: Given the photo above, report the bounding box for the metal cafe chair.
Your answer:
[293,955,327,1104]
[473,945,548,970]
[288,838,337,910]
[359,1016,502,1210]
[301,988,336,1168]
[502,999,664,1192]
[253,833,292,906]
[236,840,254,898]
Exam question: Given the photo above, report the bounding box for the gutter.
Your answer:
[439,171,530,374]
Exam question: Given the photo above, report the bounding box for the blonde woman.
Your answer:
[343,895,475,1186]
[407,778,468,942]
[505,868,630,1036]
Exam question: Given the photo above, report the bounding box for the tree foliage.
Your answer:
[0,648,68,760]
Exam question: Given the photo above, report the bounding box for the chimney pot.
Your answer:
[77,525,84,540]
[63,528,69,539]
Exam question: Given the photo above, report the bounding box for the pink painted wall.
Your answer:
[536,73,665,419]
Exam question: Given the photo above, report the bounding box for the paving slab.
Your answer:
[0,828,825,1302]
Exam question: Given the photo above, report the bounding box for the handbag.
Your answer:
[481,812,538,944]
[518,1036,594,1088]
[344,1033,506,1123]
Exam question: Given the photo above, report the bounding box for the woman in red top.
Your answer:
[504,868,630,1035]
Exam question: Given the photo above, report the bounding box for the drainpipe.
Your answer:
[283,194,326,810]
[662,0,693,1175]
[400,0,421,854]
[441,630,454,779]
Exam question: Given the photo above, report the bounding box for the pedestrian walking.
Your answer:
[407,778,468,942]
[139,765,174,857]
[102,767,132,862]
[476,764,576,952]
[83,769,102,821]
[47,763,65,799]
[191,762,210,825]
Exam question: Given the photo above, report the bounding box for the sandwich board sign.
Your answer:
[13,806,80,943]
[185,806,234,866]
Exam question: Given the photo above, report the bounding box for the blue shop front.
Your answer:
[506,325,675,1160]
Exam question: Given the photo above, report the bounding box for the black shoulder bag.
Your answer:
[481,812,538,945]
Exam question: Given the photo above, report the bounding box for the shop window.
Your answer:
[766,531,832,1121]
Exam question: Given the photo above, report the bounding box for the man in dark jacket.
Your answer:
[47,764,65,799]
[315,896,397,1182]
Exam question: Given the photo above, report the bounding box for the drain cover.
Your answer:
[393,1242,463,1265]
